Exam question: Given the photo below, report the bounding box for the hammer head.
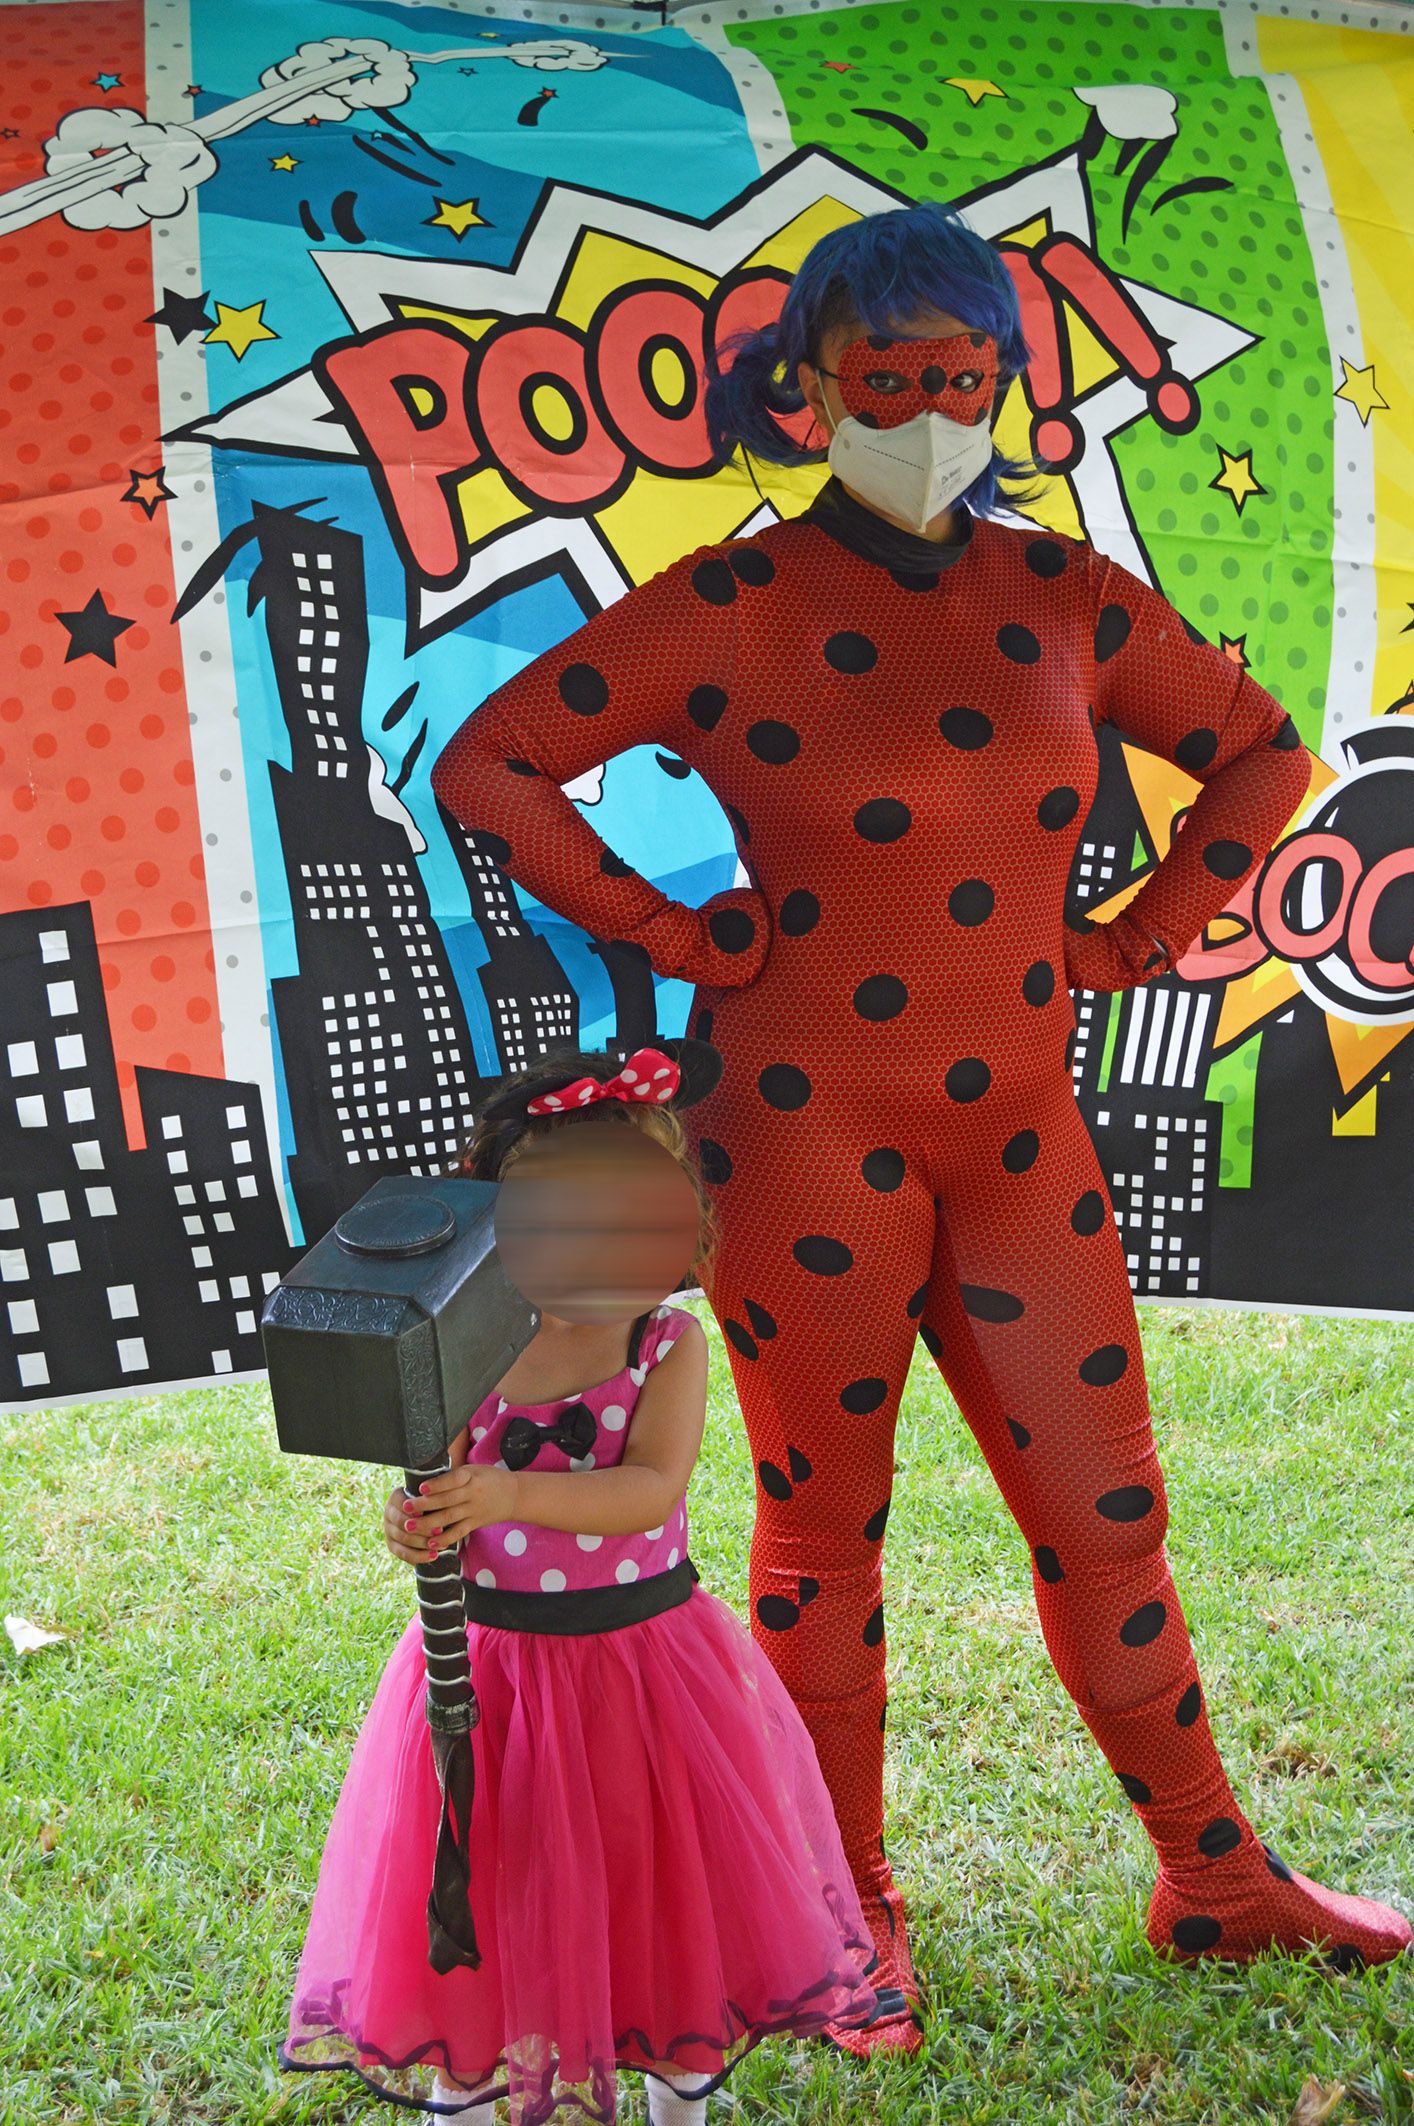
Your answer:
[260,1175,540,1469]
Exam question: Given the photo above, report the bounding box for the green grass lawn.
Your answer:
[2,1304,1410,2125]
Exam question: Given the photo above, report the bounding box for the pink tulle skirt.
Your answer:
[279,1585,878,2122]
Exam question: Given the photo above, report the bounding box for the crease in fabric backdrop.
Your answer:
[1,0,1411,1414]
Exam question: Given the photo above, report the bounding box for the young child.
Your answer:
[278,1043,880,2125]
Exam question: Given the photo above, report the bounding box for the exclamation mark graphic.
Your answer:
[1000,246,1084,472]
[1036,237,1198,433]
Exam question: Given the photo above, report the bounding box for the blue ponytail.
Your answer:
[703,198,1040,519]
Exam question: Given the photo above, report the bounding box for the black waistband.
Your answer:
[461,1556,699,1636]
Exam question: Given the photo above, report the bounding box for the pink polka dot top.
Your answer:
[458,1304,691,1597]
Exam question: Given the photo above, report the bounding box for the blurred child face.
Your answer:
[492,1115,701,1324]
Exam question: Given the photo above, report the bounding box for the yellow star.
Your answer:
[270,153,300,173]
[1334,356,1388,425]
[204,300,278,361]
[945,78,1006,105]
[425,197,489,240]
[1209,446,1264,515]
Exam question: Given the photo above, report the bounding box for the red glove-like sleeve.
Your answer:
[1065,550,1315,993]
[428,543,770,987]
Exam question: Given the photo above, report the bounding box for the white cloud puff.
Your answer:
[45,108,217,228]
[259,37,417,122]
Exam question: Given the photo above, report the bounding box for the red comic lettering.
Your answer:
[590,282,716,476]
[707,267,818,452]
[1172,867,1268,982]
[470,316,627,515]
[1347,848,1414,989]
[318,322,479,583]
[1254,830,1362,963]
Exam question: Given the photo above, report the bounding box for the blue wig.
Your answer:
[702,198,1039,518]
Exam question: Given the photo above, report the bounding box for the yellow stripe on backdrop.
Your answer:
[1258,16,1414,719]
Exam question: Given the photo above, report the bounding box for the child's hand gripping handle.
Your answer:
[403,1447,483,1976]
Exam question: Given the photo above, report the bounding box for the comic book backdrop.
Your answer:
[1,0,1411,1413]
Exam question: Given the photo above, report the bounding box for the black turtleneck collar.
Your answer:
[799,473,975,575]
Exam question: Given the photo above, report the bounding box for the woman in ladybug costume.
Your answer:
[430,201,1410,2054]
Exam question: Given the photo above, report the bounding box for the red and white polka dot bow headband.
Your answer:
[525,1045,682,1115]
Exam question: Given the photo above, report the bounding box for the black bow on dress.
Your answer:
[501,1400,598,1471]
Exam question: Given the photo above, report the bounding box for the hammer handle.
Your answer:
[405,1453,479,1734]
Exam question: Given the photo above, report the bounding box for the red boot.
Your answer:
[1079,1662,1412,1971]
[1148,1837,1412,1969]
[823,1853,926,2058]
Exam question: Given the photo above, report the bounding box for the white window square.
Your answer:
[226,1106,245,1128]
[162,1114,183,1140]
[17,1094,47,1128]
[8,1299,39,1334]
[117,1337,148,1373]
[199,1279,220,1302]
[229,1275,250,1299]
[39,929,70,962]
[211,1348,233,1373]
[0,1199,17,1229]
[107,1284,138,1319]
[214,1213,234,1233]
[48,1239,80,1275]
[7,1040,38,1075]
[85,1187,116,1218]
[204,1180,227,1203]
[231,1139,251,1165]
[192,1246,212,1268]
[74,1140,103,1170]
[262,1271,279,1293]
[1,1248,29,1282]
[236,1310,256,1336]
[38,1191,70,1224]
[182,1215,204,1236]
[237,1174,258,1198]
[55,1034,85,1069]
[174,1184,195,1205]
[64,1086,95,1123]
[168,1149,189,1175]
[18,1350,49,1387]
[47,980,78,1016]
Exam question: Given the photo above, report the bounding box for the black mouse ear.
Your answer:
[480,1072,579,1122]
[656,1036,723,1109]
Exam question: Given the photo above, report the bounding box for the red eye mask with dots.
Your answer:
[825,330,999,431]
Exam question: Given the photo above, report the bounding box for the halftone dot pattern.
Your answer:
[0,3,214,1141]
[727,2,1333,741]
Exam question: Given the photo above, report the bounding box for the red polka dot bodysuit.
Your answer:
[429,483,1410,2027]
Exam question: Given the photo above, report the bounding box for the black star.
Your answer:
[1401,603,1414,635]
[183,84,203,98]
[146,286,215,343]
[0,128,19,141]
[54,591,135,666]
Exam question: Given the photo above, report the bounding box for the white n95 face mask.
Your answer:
[820,401,995,534]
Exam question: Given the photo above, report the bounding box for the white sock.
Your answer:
[646,2067,708,2125]
[431,2071,496,2123]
